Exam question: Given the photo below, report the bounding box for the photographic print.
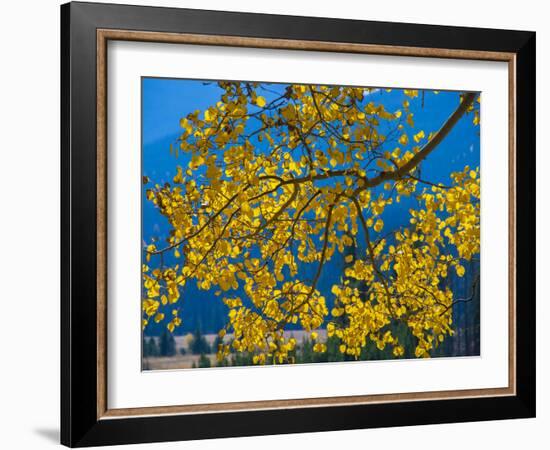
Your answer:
[62,6,535,444]
[141,79,481,370]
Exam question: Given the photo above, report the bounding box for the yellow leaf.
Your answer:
[393,345,404,357]
[173,166,184,184]
[142,299,159,316]
[313,343,326,353]
[399,133,409,146]
[256,96,266,107]
[154,313,165,323]
[179,118,192,134]
[413,130,425,143]
[473,110,480,125]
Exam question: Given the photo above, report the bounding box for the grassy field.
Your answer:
[143,354,216,370]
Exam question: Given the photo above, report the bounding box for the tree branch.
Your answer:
[439,274,480,316]
[353,92,478,194]
[350,196,395,314]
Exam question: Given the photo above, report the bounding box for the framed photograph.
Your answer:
[61,1,536,447]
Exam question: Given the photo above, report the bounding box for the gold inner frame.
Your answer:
[96,29,517,420]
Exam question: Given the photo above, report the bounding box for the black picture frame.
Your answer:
[61,1,536,447]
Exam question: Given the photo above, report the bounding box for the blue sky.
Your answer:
[141,77,480,333]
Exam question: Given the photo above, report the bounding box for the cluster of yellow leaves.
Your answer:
[141,263,183,330]
[142,82,480,363]
[325,166,480,358]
